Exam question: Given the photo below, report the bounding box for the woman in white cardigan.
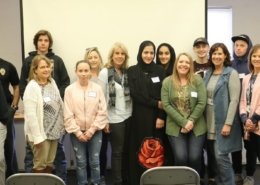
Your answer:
[23,55,64,173]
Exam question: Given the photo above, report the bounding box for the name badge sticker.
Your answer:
[43,96,51,102]
[239,73,245,79]
[151,76,160,83]
[191,91,198,98]
[88,91,97,98]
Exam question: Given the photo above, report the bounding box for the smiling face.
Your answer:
[193,43,209,59]
[250,48,260,73]
[87,50,101,71]
[158,46,171,66]
[76,62,91,84]
[176,54,191,76]
[34,59,51,82]
[112,47,126,69]
[142,45,154,64]
[211,47,226,69]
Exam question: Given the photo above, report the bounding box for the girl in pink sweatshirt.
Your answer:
[64,60,108,185]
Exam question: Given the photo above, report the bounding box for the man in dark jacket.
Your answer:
[0,81,9,184]
[231,34,253,185]
[20,30,70,183]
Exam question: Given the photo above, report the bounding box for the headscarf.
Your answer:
[137,40,156,72]
[135,40,157,99]
[156,43,176,76]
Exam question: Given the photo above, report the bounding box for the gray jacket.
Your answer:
[204,66,242,154]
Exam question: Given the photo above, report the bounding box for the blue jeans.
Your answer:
[213,141,235,185]
[4,108,18,177]
[70,131,102,185]
[168,132,205,174]
[24,137,67,182]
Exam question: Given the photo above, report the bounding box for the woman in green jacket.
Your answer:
[161,52,207,175]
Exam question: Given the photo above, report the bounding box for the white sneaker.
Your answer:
[243,176,254,185]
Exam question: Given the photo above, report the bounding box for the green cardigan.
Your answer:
[161,75,207,137]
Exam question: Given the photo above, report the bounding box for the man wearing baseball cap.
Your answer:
[193,37,210,78]
[231,34,253,185]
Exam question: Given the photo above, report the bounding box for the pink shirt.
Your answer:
[64,81,108,137]
[240,73,260,135]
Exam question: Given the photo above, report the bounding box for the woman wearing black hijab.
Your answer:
[156,43,176,76]
[127,40,166,184]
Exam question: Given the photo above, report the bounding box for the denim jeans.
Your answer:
[168,132,205,174]
[4,108,18,177]
[213,141,235,185]
[70,131,102,185]
[0,123,7,185]
[24,137,67,182]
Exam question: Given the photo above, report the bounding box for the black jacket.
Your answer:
[20,50,70,99]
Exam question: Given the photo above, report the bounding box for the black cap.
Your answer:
[231,34,250,45]
[193,37,209,47]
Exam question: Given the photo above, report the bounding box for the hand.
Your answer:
[180,128,189,133]
[77,132,87,142]
[156,118,165,129]
[34,141,44,149]
[245,119,257,132]
[158,101,163,109]
[221,124,231,137]
[84,130,93,141]
[103,124,110,133]
[184,120,194,132]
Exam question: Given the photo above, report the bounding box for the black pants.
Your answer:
[109,117,131,184]
[244,133,260,176]
[4,108,18,178]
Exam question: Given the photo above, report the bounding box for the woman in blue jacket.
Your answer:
[204,43,241,185]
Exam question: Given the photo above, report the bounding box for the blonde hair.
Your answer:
[171,52,195,90]
[28,55,52,82]
[84,47,103,72]
[105,42,129,69]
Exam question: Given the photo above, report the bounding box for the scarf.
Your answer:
[108,67,130,107]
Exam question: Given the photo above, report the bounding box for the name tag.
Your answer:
[151,76,160,83]
[43,96,51,102]
[239,73,245,79]
[191,91,198,98]
[88,91,96,97]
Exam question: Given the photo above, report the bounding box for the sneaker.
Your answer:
[235,174,243,185]
[243,176,254,185]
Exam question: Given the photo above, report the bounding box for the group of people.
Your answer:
[0,29,259,185]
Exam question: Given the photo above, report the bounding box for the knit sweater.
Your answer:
[23,79,63,144]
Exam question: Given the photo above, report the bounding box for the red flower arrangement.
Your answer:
[138,137,165,169]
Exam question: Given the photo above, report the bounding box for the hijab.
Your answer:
[156,43,176,76]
